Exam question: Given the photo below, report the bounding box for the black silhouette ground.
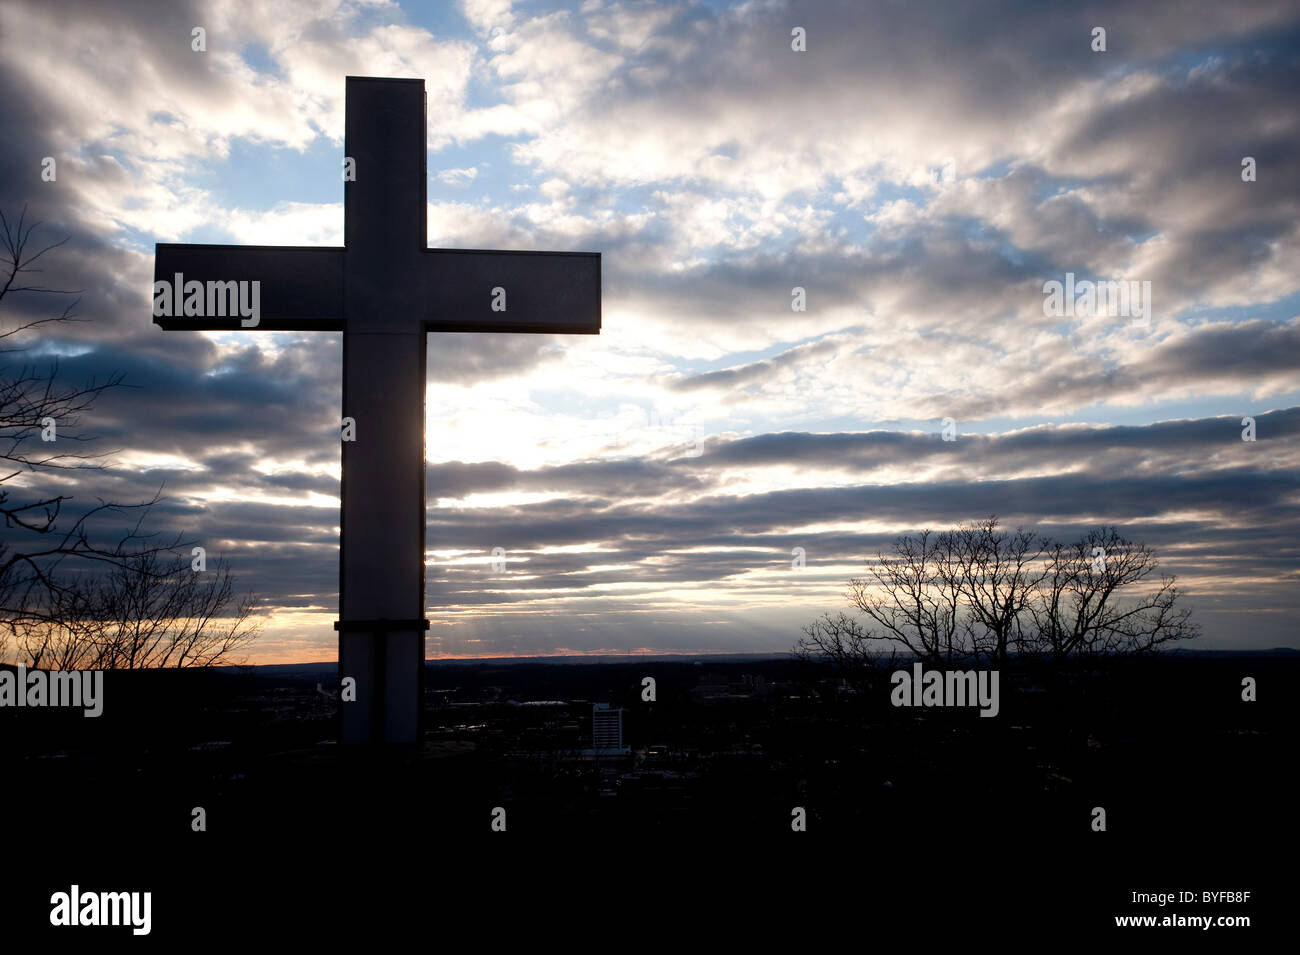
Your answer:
[3,652,1292,940]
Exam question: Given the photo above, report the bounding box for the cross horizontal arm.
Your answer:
[423,249,600,334]
[153,244,345,330]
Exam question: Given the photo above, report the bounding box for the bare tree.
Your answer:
[842,528,969,665]
[794,611,898,693]
[797,516,1195,674]
[1027,526,1197,661]
[18,551,262,670]
[0,206,263,666]
[950,517,1047,667]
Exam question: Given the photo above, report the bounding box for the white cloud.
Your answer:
[438,166,479,185]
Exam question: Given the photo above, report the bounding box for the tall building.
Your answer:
[592,703,626,753]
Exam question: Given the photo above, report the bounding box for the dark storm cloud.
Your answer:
[666,338,839,392]
[425,466,1298,553]
[427,456,711,499]
[421,464,1300,616]
[34,405,1283,616]
[921,320,1300,421]
[695,407,1300,471]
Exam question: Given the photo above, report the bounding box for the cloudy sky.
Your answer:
[1,0,1297,663]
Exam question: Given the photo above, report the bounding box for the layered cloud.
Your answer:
[1,0,1297,661]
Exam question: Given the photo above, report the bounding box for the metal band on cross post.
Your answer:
[333,619,431,744]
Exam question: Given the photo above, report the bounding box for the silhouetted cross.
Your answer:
[154,76,600,743]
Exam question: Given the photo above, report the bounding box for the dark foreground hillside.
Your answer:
[2,652,1293,940]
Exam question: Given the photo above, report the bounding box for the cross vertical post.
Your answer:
[336,77,428,744]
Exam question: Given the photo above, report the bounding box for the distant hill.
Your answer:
[211,646,1299,681]
[209,652,792,681]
